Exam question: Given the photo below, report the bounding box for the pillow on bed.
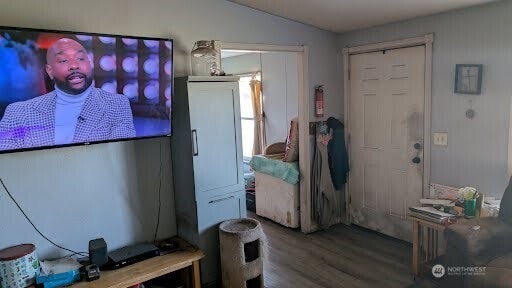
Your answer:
[283,117,299,162]
[264,142,286,156]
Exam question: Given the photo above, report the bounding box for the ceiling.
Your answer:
[228,0,498,33]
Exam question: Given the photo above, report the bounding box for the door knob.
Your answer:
[412,157,421,164]
[414,143,422,150]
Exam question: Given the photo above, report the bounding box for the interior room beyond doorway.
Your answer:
[221,50,300,224]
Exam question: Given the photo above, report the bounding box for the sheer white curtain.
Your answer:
[238,74,263,157]
[250,79,264,155]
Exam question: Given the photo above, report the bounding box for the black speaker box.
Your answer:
[89,238,108,267]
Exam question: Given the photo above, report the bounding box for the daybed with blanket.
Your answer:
[249,154,300,228]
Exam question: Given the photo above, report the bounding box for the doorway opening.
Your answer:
[220,44,311,231]
[221,50,298,216]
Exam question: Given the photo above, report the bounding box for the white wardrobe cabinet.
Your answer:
[171,76,246,287]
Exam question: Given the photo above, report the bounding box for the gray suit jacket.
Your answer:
[0,88,135,150]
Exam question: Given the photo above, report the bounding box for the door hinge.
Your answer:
[348,69,350,81]
[349,195,352,204]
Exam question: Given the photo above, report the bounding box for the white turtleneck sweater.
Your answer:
[54,85,92,145]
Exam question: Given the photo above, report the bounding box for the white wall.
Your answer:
[262,53,299,145]
[0,0,339,258]
[338,0,512,197]
[0,139,175,259]
[222,53,261,75]
[222,52,300,146]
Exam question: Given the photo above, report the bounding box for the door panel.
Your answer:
[363,163,379,210]
[188,83,244,199]
[363,93,382,149]
[349,46,425,242]
[389,169,407,218]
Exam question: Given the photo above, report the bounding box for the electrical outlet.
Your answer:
[433,132,448,146]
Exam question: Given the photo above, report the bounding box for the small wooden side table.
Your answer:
[411,216,452,276]
[73,238,204,288]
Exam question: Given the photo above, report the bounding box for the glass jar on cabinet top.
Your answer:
[190,40,220,76]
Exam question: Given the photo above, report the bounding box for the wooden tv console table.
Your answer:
[73,239,204,288]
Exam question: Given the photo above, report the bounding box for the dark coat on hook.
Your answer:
[327,117,349,190]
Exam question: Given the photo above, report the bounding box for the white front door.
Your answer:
[349,46,425,241]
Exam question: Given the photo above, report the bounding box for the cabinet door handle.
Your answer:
[209,196,234,204]
[192,129,199,156]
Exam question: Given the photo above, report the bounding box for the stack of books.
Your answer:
[409,206,457,224]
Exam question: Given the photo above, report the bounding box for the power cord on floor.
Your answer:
[0,178,88,257]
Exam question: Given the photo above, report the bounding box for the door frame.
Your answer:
[219,42,313,233]
[342,34,434,224]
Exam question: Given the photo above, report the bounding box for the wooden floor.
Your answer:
[250,213,430,288]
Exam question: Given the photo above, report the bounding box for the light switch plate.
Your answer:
[433,132,448,146]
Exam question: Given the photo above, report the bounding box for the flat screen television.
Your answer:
[0,26,173,154]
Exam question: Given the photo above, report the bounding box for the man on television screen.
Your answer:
[0,38,135,151]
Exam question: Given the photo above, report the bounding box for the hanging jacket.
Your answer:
[311,130,337,229]
[326,117,350,190]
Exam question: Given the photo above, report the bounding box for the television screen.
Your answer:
[0,26,172,153]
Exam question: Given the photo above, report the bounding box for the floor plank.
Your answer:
[251,213,425,288]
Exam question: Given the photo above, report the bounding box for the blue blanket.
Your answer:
[249,155,299,185]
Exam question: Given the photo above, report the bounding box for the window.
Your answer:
[239,73,261,157]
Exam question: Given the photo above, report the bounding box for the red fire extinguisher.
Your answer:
[315,85,324,118]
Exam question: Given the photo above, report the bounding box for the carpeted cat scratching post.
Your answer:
[219,218,265,288]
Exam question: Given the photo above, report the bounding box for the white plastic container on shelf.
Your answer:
[0,244,39,288]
